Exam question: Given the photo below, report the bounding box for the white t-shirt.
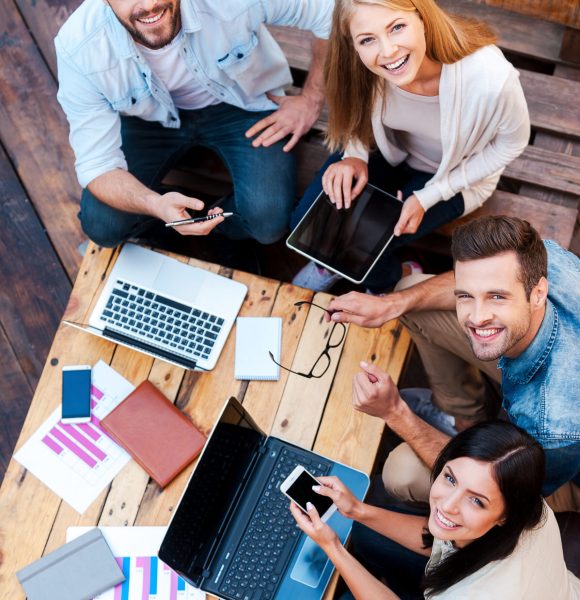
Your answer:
[138,32,220,110]
[382,82,442,175]
[426,505,580,599]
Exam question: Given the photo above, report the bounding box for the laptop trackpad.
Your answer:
[152,260,205,304]
[290,537,330,588]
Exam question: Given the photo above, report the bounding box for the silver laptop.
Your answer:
[64,243,247,371]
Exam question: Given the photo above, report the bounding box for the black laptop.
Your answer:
[159,397,369,600]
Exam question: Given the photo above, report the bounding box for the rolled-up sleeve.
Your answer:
[55,39,127,188]
[261,0,334,39]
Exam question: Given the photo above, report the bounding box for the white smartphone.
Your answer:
[280,465,337,522]
[61,365,92,424]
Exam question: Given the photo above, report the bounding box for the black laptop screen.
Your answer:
[159,400,265,583]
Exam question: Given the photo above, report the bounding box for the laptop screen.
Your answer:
[159,399,265,583]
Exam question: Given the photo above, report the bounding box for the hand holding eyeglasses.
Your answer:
[269,301,347,379]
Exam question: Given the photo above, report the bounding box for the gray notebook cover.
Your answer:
[17,528,124,600]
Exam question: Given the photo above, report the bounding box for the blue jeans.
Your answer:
[291,152,465,291]
[80,103,296,247]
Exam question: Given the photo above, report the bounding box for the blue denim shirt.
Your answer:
[55,0,333,188]
[498,241,580,492]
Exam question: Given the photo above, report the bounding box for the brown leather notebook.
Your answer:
[101,381,206,487]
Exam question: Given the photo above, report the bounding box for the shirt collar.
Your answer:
[498,300,558,384]
[109,0,201,60]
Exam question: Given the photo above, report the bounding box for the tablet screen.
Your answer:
[287,184,403,283]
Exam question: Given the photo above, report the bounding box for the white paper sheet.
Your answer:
[67,526,204,600]
[15,360,134,513]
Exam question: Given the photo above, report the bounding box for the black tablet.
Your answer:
[286,184,403,284]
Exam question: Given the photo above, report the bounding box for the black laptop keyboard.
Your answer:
[219,447,331,600]
[99,279,224,361]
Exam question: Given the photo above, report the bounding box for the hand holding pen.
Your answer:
[166,212,234,227]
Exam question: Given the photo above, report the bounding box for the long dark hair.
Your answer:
[422,421,545,596]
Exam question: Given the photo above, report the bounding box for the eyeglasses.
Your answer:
[269,301,347,379]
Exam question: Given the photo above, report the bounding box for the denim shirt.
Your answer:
[498,241,580,451]
[54,0,333,188]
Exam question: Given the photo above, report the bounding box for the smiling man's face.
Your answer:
[107,0,181,50]
[454,251,543,361]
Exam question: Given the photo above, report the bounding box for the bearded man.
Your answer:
[55,0,333,246]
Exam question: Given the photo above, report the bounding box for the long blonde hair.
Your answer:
[325,0,497,151]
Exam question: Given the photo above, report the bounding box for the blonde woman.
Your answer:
[292,0,530,293]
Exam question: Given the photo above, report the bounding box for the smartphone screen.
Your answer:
[285,470,334,516]
[62,367,91,420]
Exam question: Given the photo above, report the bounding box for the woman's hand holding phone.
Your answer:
[290,501,340,553]
[322,157,368,209]
[311,476,363,520]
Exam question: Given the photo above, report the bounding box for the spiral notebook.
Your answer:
[234,317,282,380]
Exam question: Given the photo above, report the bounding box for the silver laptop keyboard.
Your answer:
[100,279,224,361]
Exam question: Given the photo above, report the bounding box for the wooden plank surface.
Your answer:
[0,143,71,484]
[438,190,577,247]
[0,326,33,483]
[0,0,84,280]
[474,0,580,29]
[0,145,71,385]
[438,0,565,63]
[14,0,80,78]
[520,70,580,140]
[0,243,412,599]
[504,145,580,197]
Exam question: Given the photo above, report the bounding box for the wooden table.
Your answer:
[0,243,411,599]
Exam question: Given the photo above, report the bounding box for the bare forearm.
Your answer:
[325,542,400,600]
[387,403,450,469]
[353,503,430,556]
[302,37,327,108]
[396,271,456,314]
[87,169,161,216]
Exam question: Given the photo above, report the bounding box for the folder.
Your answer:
[100,381,206,487]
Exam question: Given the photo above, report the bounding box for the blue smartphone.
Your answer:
[61,365,92,424]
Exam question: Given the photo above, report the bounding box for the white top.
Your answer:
[426,504,580,599]
[138,32,220,110]
[383,83,442,174]
[344,45,530,215]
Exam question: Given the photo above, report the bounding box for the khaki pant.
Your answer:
[383,274,579,512]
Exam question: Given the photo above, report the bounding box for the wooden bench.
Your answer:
[0,243,412,599]
[265,2,580,249]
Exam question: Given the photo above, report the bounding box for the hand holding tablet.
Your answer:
[287,184,403,284]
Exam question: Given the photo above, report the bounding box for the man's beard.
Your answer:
[465,318,531,362]
[122,2,181,50]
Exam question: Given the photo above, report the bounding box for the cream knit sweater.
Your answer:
[344,45,530,215]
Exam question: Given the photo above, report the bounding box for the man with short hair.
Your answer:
[55,0,333,247]
[329,216,580,502]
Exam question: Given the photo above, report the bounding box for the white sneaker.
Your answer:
[292,261,342,292]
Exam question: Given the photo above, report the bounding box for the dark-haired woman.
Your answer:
[290,422,580,599]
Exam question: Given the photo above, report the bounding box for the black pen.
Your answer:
[165,212,234,227]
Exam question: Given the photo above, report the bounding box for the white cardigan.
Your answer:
[344,45,530,215]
